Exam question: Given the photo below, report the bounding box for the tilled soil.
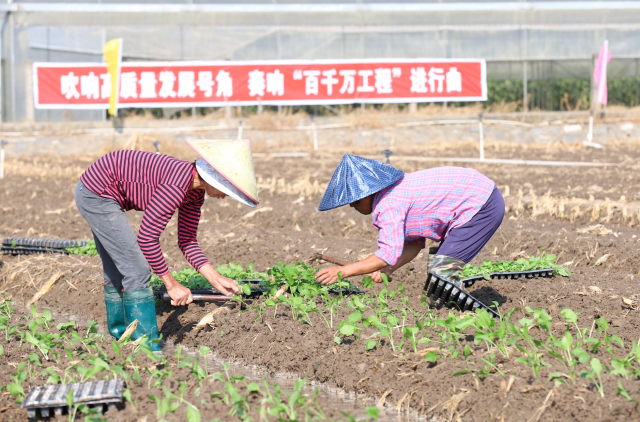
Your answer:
[2,148,640,421]
[0,307,353,422]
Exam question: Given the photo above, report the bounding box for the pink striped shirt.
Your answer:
[372,167,495,266]
[81,150,209,275]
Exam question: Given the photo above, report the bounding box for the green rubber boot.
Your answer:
[123,287,161,352]
[428,255,467,290]
[103,286,127,340]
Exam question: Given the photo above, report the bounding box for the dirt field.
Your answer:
[2,125,640,421]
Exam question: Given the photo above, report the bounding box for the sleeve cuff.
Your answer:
[194,261,211,272]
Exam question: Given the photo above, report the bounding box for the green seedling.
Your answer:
[366,406,379,420]
[6,362,27,403]
[581,358,605,397]
[334,311,362,344]
[75,357,110,382]
[403,326,420,353]
[0,299,16,318]
[149,390,181,421]
[560,309,583,339]
[617,380,636,403]
[65,240,98,256]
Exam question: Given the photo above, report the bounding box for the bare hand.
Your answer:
[200,264,241,296]
[209,274,241,296]
[316,266,347,286]
[159,272,193,306]
[368,267,393,283]
[167,282,194,306]
[369,270,384,283]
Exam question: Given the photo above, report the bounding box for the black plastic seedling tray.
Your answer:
[424,274,500,319]
[1,237,88,256]
[153,284,362,298]
[460,268,555,289]
[1,246,69,256]
[21,379,124,419]
[3,237,87,249]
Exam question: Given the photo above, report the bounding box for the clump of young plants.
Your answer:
[65,240,98,257]
[149,262,268,290]
[461,253,571,280]
[262,262,357,298]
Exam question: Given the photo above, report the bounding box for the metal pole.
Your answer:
[311,115,318,152]
[597,40,609,105]
[101,27,106,122]
[1,140,7,179]
[523,61,528,112]
[9,12,15,122]
[478,113,484,161]
[237,119,243,140]
[590,54,598,111]
[153,140,161,154]
[587,110,594,143]
[0,12,7,123]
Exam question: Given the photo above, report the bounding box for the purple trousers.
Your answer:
[437,187,505,263]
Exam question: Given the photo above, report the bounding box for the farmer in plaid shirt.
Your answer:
[315,155,504,292]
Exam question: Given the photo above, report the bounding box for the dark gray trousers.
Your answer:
[74,180,152,291]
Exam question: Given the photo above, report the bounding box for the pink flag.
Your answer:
[593,40,611,105]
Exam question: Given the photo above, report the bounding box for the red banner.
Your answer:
[33,59,486,109]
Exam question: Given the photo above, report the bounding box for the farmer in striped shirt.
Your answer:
[75,141,259,351]
[315,155,504,293]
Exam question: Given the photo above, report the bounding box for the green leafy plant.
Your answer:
[149,262,267,290]
[65,240,98,257]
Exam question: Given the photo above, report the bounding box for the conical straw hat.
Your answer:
[185,139,259,206]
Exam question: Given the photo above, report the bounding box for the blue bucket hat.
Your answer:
[318,154,404,211]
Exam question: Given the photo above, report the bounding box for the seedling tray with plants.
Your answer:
[458,253,570,289]
[1,237,97,256]
[150,262,362,299]
[424,273,500,318]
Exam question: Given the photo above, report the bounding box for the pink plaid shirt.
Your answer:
[372,167,495,266]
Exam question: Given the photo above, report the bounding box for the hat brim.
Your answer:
[185,139,259,205]
[196,159,257,208]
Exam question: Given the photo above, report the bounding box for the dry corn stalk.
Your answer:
[196,306,231,330]
[442,392,467,422]
[242,207,273,219]
[119,319,139,343]
[593,254,612,266]
[577,224,612,236]
[27,272,63,305]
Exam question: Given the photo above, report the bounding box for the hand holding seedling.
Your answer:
[316,254,387,285]
[367,269,391,283]
[161,273,194,306]
[200,264,241,296]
